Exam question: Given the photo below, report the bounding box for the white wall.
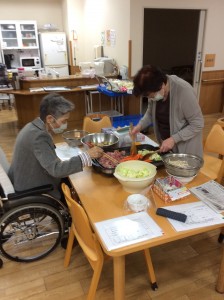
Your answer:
[67,0,130,69]
[130,0,224,76]
[0,0,63,31]
[62,0,84,66]
[1,0,224,76]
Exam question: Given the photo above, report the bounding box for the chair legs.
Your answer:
[218,228,224,243]
[143,249,158,290]
[64,227,75,267]
[216,247,224,293]
[87,259,104,300]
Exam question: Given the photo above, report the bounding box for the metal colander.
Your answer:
[162,153,204,177]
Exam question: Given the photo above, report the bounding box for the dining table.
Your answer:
[69,165,224,299]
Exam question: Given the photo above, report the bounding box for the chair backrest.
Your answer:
[83,114,112,133]
[61,183,103,262]
[204,123,224,156]
[217,117,224,129]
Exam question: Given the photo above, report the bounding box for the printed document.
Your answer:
[162,202,224,232]
[190,180,224,213]
[94,211,163,251]
[55,144,83,161]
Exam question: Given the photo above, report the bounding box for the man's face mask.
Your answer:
[50,116,68,134]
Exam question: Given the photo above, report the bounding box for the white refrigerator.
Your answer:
[39,32,69,76]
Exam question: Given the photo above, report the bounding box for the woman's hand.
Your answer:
[87,146,104,159]
[130,124,142,136]
[160,137,175,152]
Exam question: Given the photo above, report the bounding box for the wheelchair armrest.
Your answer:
[7,184,54,200]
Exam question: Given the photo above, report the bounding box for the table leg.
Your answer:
[216,247,224,293]
[114,256,125,300]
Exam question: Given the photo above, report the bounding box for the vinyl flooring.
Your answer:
[0,107,223,300]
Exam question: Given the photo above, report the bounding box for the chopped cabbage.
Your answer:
[118,167,151,178]
[138,149,162,161]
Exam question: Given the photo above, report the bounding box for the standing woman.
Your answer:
[9,93,103,199]
[131,65,204,158]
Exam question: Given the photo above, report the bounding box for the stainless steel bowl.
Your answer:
[81,133,119,149]
[62,130,89,147]
[162,153,204,177]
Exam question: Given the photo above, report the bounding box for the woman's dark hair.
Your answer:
[133,65,167,96]
[39,93,75,121]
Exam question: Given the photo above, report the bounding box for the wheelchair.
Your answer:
[0,166,71,263]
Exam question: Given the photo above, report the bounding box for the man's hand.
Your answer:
[87,146,104,159]
[160,137,175,152]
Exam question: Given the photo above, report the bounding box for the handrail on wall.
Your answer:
[202,78,224,83]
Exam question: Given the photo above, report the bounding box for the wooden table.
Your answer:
[69,168,224,299]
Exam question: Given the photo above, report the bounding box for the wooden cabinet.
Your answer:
[0,20,39,50]
[199,70,224,114]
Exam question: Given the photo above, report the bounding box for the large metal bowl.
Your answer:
[81,133,119,149]
[162,153,204,177]
[62,130,89,147]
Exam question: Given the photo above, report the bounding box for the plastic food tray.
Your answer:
[92,144,165,176]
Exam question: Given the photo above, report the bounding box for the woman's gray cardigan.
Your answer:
[139,75,204,158]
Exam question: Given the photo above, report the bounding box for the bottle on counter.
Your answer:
[17,67,25,79]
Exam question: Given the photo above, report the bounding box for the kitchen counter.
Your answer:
[1,75,141,128]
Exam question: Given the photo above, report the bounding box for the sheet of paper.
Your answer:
[29,87,44,92]
[162,202,224,232]
[94,211,163,251]
[190,180,224,213]
[43,86,71,91]
[78,84,99,90]
[55,144,83,161]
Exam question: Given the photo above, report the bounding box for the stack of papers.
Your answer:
[190,180,224,213]
[94,211,163,251]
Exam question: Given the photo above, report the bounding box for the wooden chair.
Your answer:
[61,183,158,299]
[200,123,224,183]
[83,113,112,133]
[200,124,224,243]
[217,117,224,129]
[62,183,104,300]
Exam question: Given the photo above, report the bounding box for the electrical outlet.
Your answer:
[204,54,216,67]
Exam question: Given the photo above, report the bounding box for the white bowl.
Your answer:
[127,194,150,212]
[166,171,197,185]
[114,160,157,193]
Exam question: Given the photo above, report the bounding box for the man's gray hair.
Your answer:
[39,93,75,121]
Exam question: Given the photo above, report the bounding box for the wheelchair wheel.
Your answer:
[0,203,64,262]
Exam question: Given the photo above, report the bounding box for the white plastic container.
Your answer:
[126,194,150,212]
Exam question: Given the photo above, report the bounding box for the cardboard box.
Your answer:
[153,176,190,203]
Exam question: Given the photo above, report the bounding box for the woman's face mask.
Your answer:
[149,92,164,102]
[148,85,165,102]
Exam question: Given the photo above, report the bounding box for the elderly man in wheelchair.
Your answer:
[0,146,71,264]
[0,93,104,266]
